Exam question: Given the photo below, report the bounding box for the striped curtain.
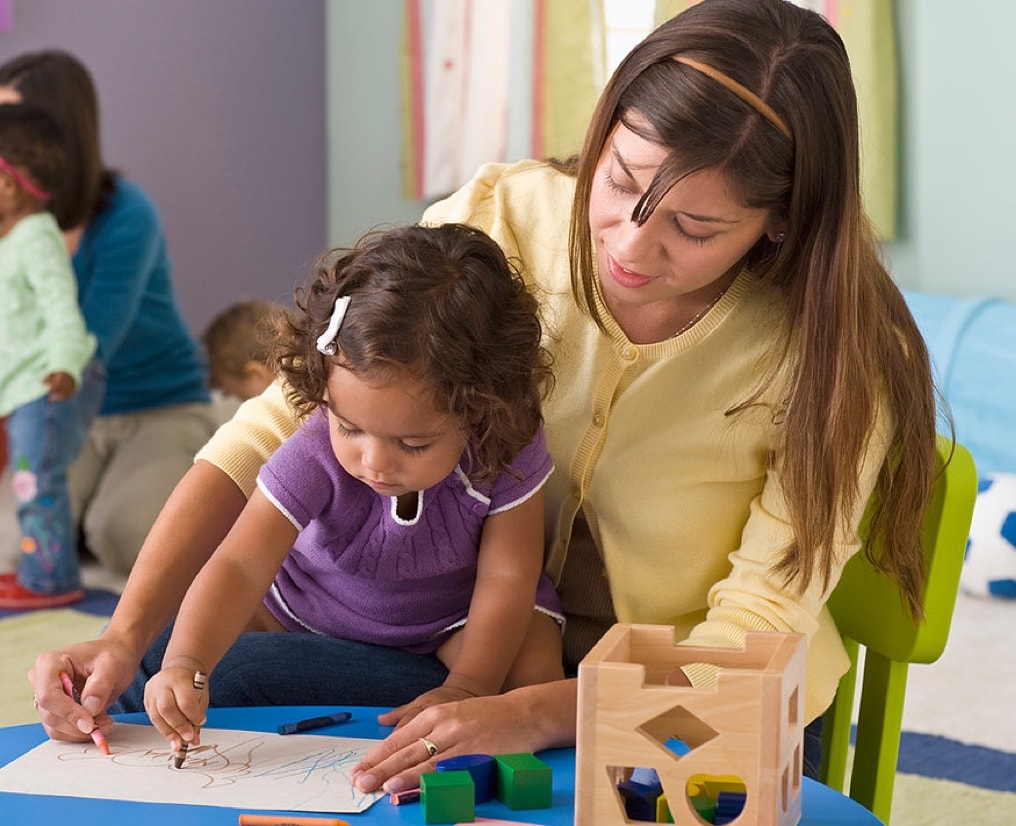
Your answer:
[401,0,605,200]
[657,0,899,240]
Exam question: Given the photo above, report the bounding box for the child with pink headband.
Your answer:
[0,103,104,610]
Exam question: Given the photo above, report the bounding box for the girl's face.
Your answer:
[324,365,467,498]
[588,115,778,329]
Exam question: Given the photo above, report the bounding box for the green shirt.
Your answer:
[0,212,96,416]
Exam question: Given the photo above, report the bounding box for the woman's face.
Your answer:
[589,115,778,320]
[0,86,22,105]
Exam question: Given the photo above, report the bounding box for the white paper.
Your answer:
[0,723,383,813]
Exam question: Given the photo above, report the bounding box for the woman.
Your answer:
[0,51,219,576]
[29,0,937,795]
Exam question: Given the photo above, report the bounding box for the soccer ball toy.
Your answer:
[960,474,1016,599]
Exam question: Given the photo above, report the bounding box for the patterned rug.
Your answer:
[1,592,1013,823]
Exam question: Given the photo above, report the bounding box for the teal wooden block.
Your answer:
[421,769,475,824]
[494,752,552,810]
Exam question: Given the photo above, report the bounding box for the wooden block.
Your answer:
[421,769,475,824]
[494,752,553,810]
[436,753,497,803]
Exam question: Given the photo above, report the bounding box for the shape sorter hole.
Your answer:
[686,773,748,824]
[636,705,720,756]
[787,686,799,726]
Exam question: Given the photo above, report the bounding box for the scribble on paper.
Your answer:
[0,724,383,813]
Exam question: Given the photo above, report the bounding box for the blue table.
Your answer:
[0,706,882,825]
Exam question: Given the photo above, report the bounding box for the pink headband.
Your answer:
[0,154,52,201]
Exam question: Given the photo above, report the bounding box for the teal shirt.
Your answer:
[72,177,209,415]
[0,211,96,417]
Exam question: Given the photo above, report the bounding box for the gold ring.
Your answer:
[192,670,208,690]
[419,737,439,757]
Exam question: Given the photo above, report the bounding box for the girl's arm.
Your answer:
[383,491,547,727]
[144,488,298,752]
[444,490,547,697]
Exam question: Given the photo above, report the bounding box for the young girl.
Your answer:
[0,103,104,610]
[144,223,565,753]
[0,51,218,576]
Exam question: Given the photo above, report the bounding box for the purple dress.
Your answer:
[258,410,561,653]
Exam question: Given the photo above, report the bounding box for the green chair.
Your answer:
[819,436,977,823]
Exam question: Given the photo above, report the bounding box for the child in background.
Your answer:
[202,298,285,401]
[144,224,565,753]
[0,104,104,610]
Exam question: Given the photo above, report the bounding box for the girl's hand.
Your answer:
[351,682,575,795]
[44,371,77,401]
[380,685,479,732]
[143,666,208,754]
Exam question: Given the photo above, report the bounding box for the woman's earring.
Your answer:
[774,232,786,244]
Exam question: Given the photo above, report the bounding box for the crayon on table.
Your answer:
[237,816,350,826]
[276,711,353,735]
[57,671,109,755]
[389,786,421,805]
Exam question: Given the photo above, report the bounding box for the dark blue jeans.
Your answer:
[111,624,825,780]
[110,623,450,713]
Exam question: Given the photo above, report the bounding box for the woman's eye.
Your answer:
[603,169,635,196]
[675,221,714,246]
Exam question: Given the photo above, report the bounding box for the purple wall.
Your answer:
[0,0,327,334]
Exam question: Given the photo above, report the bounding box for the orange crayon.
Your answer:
[237,816,350,826]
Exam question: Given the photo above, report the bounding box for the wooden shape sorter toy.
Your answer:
[576,624,806,825]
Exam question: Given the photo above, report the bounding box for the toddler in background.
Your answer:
[0,103,105,610]
[202,298,285,401]
[145,224,565,756]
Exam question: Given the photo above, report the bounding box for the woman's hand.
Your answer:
[28,637,138,743]
[350,679,578,795]
[143,665,209,754]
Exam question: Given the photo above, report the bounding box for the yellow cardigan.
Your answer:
[197,160,890,722]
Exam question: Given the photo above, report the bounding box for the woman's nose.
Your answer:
[613,216,658,263]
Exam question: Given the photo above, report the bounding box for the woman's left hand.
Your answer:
[350,680,576,795]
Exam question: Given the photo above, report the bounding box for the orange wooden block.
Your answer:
[576,624,805,826]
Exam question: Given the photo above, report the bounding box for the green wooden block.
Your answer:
[494,752,552,810]
[690,794,716,821]
[421,769,475,824]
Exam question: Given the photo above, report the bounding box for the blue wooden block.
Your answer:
[436,752,496,803]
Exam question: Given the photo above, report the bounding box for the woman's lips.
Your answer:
[607,256,654,289]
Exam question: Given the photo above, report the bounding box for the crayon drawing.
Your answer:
[0,723,383,813]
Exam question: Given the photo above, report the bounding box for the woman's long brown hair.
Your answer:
[566,0,938,617]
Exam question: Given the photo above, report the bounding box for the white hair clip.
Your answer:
[315,295,351,355]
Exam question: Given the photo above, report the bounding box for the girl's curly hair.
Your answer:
[274,223,554,485]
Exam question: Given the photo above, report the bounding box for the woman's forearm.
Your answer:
[513,676,580,751]
[100,460,248,663]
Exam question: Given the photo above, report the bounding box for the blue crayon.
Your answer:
[277,711,352,734]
